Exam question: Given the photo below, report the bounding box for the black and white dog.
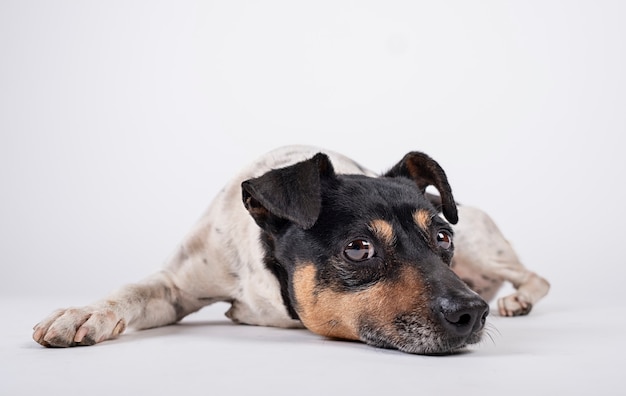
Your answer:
[33,146,549,354]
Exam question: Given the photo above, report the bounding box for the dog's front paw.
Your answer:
[33,306,126,347]
[497,293,533,317]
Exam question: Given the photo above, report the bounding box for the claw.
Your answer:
[74,326,89,343]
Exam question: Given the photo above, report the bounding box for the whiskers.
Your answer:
[481,321,500,346]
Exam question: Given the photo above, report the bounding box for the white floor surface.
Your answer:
[2,296,623,396]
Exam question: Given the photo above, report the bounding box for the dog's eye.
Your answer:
[344,239,375,262]
[436,230,453,250]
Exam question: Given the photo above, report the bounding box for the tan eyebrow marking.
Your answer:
[369,219,396,245]
[413,209,433,232]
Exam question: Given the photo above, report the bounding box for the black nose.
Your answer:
[436,296,489,337]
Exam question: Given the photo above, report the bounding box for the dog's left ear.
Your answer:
[385,152,458,224]
[241,153,334,231]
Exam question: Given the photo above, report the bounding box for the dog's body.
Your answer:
[33,146,549,354]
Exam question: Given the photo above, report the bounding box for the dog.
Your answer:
[32,145,549,354]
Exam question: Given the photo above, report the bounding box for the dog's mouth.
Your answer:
[359,324,485,355]
[358,309,488,355]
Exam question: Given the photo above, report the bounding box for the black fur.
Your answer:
[260,232,300,320]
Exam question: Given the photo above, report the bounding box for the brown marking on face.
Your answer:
[413,209,432,233]
[292,262,430,342]
[292,264,359,340]
[369,219,395,246]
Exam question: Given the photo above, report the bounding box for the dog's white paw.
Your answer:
[33,306,126,347]
[497,293,533,317]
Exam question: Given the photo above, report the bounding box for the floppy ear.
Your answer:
[384,152,458,224]
[241,153,334,230]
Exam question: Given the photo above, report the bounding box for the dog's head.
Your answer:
[241,152,488,355]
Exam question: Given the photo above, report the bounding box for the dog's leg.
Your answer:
[452,205,550,317]
[33,217,236,347]
[32,269,217,347]
[494,266,550,317]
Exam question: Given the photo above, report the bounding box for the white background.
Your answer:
[1,1,625,395]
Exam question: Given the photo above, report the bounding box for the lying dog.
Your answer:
[33,146,549,354]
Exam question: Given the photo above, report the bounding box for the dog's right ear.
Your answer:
[384,152,458,224]
[241,153,334,231]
